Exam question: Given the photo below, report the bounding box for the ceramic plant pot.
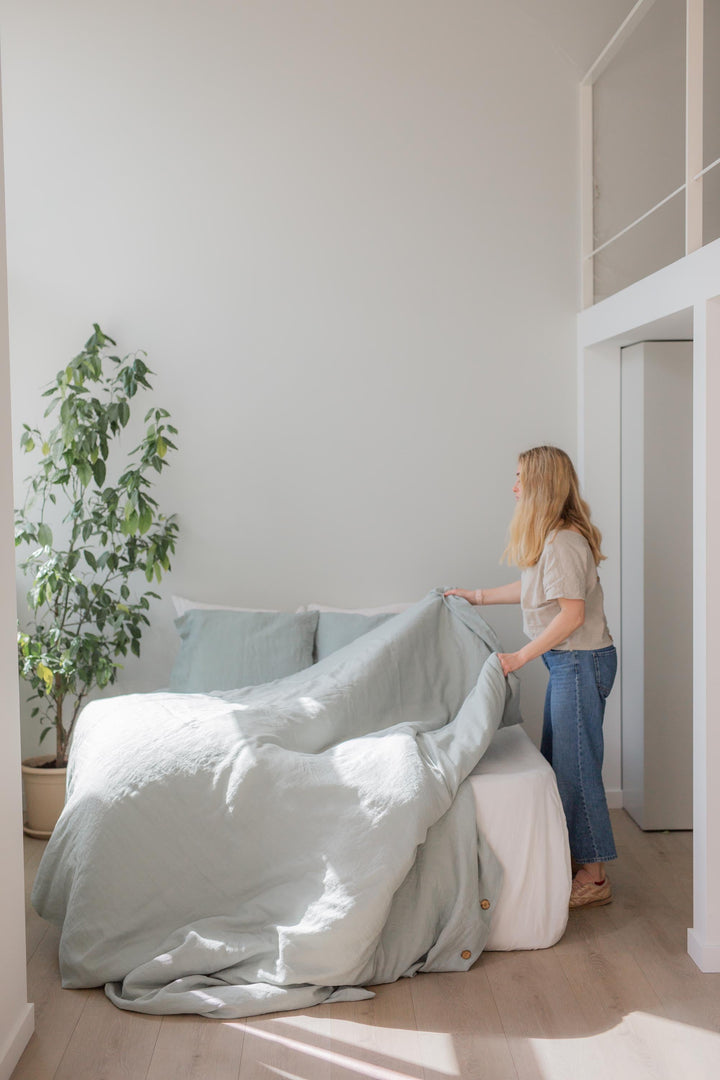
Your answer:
[21,755,67,838]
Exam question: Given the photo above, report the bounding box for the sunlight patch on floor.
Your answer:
[529,1011,720,1080]
[264,1068,315,1080]
[237,1016,459,1078]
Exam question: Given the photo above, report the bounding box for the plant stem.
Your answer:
[54,682,65,767]
[64,691,87,754]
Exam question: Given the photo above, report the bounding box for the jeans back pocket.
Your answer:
[593,647,617,699]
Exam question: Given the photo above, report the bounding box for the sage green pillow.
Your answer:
[314,611,395,662]
[169,609,319,692]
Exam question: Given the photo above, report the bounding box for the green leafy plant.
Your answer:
[15,325,179,767]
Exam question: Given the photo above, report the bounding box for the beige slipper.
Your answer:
[569,875,612,909]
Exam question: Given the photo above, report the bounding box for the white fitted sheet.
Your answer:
[470,725,571,950]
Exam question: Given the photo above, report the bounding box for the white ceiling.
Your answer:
[511,0,640,75]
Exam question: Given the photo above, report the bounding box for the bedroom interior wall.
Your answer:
[1,0,580,759]
[0,63,34,1078]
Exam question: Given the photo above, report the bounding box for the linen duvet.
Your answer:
[32,588,521,1019]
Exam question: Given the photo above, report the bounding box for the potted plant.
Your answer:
[15,325,179,836]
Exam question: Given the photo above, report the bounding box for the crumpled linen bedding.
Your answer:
[32,588,520,1019]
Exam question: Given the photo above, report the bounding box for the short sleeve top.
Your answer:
[520,529,613,651]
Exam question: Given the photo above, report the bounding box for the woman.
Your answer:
[446,445,617,910]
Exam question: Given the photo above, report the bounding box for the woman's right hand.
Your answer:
[443,588,482,605]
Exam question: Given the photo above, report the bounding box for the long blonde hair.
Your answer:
[503,446,605,568]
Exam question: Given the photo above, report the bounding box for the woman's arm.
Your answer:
[497,597,585,675]
[444,581,522,606]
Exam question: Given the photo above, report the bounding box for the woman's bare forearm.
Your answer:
[477,581,522,605]
[497,598,586,676]
[517,600,585,663]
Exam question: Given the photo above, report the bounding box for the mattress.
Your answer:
[469,725,571,950]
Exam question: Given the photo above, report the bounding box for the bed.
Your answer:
[471,725,570,950]
[32,588,571,1019]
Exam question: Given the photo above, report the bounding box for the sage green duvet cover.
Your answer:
[32,588,520,1018]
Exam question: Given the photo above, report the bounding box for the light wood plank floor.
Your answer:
[12,810,720,1080]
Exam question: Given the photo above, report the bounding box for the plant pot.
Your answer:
[21,755,67,838]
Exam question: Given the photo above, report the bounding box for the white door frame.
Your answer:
[578,239,720,971]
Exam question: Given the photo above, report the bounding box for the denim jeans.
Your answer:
[541,645,618,864]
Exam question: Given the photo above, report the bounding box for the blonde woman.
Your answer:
[446,446,617,910]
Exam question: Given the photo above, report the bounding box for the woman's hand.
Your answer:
[443,588,480,604]
[497,651,527,676]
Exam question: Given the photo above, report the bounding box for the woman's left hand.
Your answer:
[497,651,526,677]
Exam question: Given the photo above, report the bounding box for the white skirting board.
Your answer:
[606,788,623,809]
[687,929,720,973]
[0,1003,34,1080]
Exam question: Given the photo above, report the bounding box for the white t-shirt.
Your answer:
[520,529,613,651]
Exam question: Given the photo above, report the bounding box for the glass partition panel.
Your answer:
[594,194,685,301]
[703,0,720,245]
[593,0,686,302]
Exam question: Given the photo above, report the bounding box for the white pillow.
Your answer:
[306,602,413,615]
[172,595,303,617]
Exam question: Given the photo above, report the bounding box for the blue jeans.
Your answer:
[541,645,618,864]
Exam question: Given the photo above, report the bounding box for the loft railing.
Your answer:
[581,0,718,307]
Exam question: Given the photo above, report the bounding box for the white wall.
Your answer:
[1,0,581,755]
[0,62,34,1080]
[579,341,623,803]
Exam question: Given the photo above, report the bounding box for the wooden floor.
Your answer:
[12,809,720,1080]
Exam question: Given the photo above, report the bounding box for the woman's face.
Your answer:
[512,464,522,501]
